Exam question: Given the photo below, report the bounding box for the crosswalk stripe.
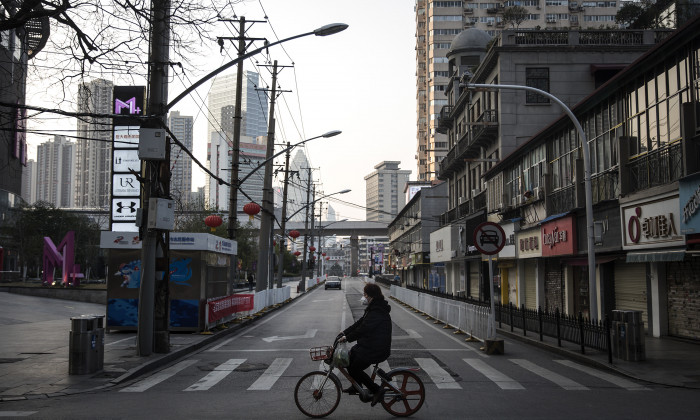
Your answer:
[248,358,293,390]
[0,412,37,417]
[120,359,199,392]
[184,359,246,392]
[511,359,589,390]
[463,358,524,390]
[415,358,461,389]
[554,360,650,391]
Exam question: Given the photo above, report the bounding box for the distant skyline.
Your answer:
[25,1,417,222]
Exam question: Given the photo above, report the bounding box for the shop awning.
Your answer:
[626,250,686,263]
[539,212,570,224]
[563,256,618,266]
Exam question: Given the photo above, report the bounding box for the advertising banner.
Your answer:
[207,294,255,323]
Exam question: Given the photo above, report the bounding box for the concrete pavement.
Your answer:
[1,282,699,402]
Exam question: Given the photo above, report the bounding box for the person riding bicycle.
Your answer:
[337,283,392,407]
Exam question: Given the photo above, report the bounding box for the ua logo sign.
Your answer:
[116,201,137,213]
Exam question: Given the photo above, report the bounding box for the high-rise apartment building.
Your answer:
[365,161,411,222]
[20,159,36,205]
[168,111,194,206]
[414,0,624,181]
[74,78,113,208]
[36,135,74,207]
[286,149,312,223]
[207,71,269,142]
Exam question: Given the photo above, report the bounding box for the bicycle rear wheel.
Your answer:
[381,370,425,417]
[294,371,342,418]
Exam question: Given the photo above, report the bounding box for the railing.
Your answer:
[392,285,611,357]
[628,141,683,194]
[470,190,487,213]
[547,184,576,214]
[507,29,671,47]
[496,303,611,356]
[591,169,619,203]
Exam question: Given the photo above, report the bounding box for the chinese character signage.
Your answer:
[541,215,576,257]
[516,228,542,258]
[621,193,684,250]
[679,173,700,234]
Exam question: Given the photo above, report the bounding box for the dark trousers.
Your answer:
[347,348,380,393]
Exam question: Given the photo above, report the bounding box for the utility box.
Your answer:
[138,128,167,160]
[611,310,646,361]
[148,198,174,230]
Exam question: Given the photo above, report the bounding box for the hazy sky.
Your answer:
[27,0,417,222]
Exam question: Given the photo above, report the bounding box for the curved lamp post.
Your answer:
[466,82,597,321]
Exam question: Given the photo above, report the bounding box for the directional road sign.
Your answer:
[473,222,506,255]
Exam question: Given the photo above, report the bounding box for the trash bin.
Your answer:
[86,314,105,372]
[69,315,103,375]
[610,310,645,361]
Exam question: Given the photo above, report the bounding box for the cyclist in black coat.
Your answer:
[338,282,392,406]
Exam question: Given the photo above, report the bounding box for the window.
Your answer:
[432,15,462,22]
[526,68,550,104]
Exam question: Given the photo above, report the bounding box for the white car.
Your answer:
[325,276,342,290]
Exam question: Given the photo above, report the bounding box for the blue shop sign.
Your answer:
[679,173,700,234]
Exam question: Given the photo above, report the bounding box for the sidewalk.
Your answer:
[0,285,307,402]
[1,283,699,402]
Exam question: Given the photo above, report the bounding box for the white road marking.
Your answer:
[105,336,135,346]
[247,358,293,390]
[393,329,422,340]
[415,358,462,389]
[555,360,650,391]
[120,359,199,392]
[511,359,589,390]
[184,359,245,391]
[262,329,318,343]
[463,358,524,390]
[0,412,37,417]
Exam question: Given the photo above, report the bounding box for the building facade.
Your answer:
[74,79,113,209]
[36,135,74,208]
[365,161,412,222]
[207,71,269,143]
[168,111,194,206]
[415,0,627,182]
[438,16,700,341]
[20,159,36,205]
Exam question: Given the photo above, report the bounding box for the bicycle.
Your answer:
[294,340,426,418]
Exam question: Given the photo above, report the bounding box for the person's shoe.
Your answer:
[370,388,386,407]
[343,386,358,395]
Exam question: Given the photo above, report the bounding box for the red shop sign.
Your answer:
[541,215,576,256]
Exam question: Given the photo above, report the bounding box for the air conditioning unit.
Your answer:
[472,189,481,196]
[534,186,544,199]
[458,197,465,204]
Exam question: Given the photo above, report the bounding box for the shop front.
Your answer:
[621,191,685,336]
[497,221,518,305]
[430,225,456,293]
[541,215,577,315]
[515,227,542,310]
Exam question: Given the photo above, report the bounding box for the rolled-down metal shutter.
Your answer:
[469,261,480,298]
[524,260,537,310]
[614,262,648,329]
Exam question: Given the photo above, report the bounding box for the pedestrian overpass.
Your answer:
[275,220,388,237]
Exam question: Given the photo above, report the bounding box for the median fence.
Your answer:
[390,285,490,341]
[204,286,292,331]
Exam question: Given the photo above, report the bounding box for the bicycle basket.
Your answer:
[309,346,332,361]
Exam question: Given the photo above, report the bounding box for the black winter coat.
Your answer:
[343,296,392,363]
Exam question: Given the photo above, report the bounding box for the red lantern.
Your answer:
[243,202,261,221]
[321,252,326,257]
[289,230,300,239]
[294,251,301,257]
[309,246,316,252]
[204,215,223,232]
[312,255,316,260]
[326,257,330,261]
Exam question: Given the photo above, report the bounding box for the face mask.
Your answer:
[360,296,368,305]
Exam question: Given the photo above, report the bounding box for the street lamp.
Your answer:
[254,132,342,292]
[296,189,351,292]
[465,82,597,320]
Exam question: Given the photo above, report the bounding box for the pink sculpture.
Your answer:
[42,231,84,287]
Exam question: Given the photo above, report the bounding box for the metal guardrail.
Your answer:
[390,285,490,341]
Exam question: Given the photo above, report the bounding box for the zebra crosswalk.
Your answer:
[119,355,650,393]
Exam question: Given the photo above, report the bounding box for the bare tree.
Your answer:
[1,0,244,104]
[502,6,528,29]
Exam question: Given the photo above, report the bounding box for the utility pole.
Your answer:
[138,0,171,356]
[220,16,265,289]
[276,143,296,288]
[299,168,314,292]
[316,201,324,278]
[255,61,292,292]
[309,186,317,282]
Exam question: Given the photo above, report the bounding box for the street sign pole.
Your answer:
[473,222,506,341]
[488,254,495,339]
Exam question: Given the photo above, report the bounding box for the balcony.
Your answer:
[487,8,499,14]
[627,141,683,194]
[438,109,498,178]
[548,185,576,215]
[436,105,454,135]
[591,169,619,203]
[440,192,486,226]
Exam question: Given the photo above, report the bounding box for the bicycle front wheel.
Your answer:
[294,371,342,418]
[381,370,425,417]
